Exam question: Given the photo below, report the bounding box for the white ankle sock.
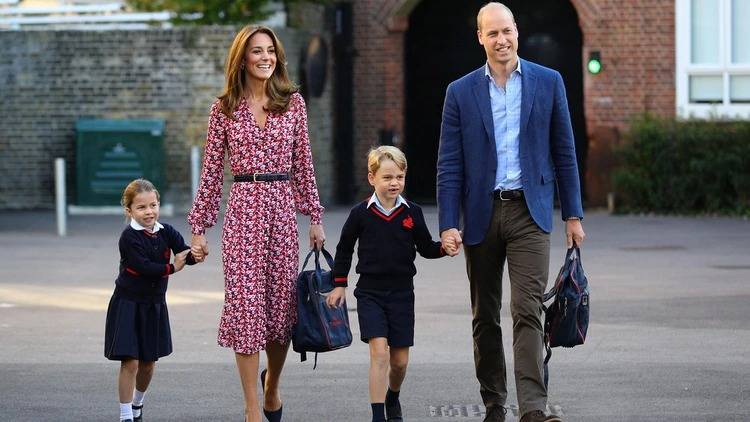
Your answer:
[133,389,146,406]
[120,402,133,420]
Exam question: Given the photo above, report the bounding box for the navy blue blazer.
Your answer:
[437,59,583,245]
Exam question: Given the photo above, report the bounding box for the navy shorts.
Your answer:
[353,287,415,347]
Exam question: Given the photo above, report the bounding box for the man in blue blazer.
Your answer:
[436,3,585,422]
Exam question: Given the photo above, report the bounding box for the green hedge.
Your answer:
[613,115,750,216]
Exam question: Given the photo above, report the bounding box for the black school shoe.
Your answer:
[132,404,143,421]
[385,394,402,421]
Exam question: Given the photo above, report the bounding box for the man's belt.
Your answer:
[493,189,524,201]
[234,173,290,182]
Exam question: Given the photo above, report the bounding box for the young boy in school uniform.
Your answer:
[327,146,457,422]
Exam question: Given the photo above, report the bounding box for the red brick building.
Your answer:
[338,0,749,206]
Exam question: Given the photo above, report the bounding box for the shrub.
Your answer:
[613,115,750,216]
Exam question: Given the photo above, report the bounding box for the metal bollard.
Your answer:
[54,158,67,237]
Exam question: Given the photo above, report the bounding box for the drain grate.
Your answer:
[426,404,563,418]
[427,404,484,417]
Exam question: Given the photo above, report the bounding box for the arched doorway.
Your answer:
[404,0,587,202]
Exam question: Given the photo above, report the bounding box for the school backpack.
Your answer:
[292,248,353,368]
[542,245,590,387]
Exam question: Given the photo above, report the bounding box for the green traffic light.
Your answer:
[588,59,601,74]
[587,51,602,74]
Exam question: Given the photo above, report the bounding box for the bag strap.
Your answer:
[566,245,578,262]
[302,247,335,272]
[569,244,583,265]
[316,247,335,270]
[301,249,316,271]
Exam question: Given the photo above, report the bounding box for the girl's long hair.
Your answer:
[219,25,298,118]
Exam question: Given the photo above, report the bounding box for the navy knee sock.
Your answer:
[371,403,385,422]
[386,388,400,404]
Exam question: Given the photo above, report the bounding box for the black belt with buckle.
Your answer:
[234,173,290,182]
[493,189,524,201]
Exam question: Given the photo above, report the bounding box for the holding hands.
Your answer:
[441,228,462,257]
[173,249,191,272]
[190,234,209,262]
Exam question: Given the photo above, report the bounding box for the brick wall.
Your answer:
[572,0,675,204]
[574,0,675,129]
[351,0,408,198]
[0,26,334,210]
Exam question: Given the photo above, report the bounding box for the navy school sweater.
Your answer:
[333,200,446,291]
[115,223,196,296]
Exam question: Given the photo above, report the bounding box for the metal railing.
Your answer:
[0,1,171,30]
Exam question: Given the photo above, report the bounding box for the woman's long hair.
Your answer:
[218,25,298,118]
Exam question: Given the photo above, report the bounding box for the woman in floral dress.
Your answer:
[188,25,325,422]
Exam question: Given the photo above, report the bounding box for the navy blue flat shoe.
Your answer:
[260,369,283,422]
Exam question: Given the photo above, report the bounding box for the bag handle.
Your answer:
[301,247,334,272]
[313,247,335,271]
[305,247,335,295]
[542,245,581,303]
[568,243,583,265]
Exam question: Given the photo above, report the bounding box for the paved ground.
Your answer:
[1,208,749,421]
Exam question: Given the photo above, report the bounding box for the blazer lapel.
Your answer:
[472,69,495,144]
[520,58,537,137]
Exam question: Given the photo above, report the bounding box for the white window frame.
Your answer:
[676,0,750,119]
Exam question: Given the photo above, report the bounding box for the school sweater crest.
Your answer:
[115,223,196,296]
[333,199,445,291]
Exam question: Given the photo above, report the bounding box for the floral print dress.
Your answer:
[188,93,323,354]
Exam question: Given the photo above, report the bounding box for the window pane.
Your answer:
[732,0,750,63]
[730,75,750,103]
[690,75,723,103]
[691,0,720,64]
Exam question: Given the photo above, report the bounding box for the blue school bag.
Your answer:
[543,245,590,386]
[292,248,352,368]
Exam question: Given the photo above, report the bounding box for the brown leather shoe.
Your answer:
[483,405,507,422]
[519,410,562,422]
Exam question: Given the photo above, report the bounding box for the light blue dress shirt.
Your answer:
[367,193,408,216]
[485,61,523,190]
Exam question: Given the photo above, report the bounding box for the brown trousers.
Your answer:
[464,197,550,416]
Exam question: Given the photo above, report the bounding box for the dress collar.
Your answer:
[130,219,164,233]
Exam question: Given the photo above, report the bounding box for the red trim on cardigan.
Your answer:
[125,267,139,276]
[369,204,405,221]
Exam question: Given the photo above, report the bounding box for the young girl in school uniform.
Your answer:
[104,178,197,421]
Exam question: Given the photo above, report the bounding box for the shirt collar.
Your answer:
[367,193,409,212]
[130,219,164,233]
[484,59,522,80]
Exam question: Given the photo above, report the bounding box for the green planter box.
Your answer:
[75,119,165,206]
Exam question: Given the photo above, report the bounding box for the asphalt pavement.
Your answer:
[1,208,748,421]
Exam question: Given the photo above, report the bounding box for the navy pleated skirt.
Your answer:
[104,286,172,362]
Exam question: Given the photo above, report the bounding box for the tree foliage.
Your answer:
[127,0,326,25]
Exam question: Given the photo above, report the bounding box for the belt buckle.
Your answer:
[253,172,260,182]
[499,189,511,201]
